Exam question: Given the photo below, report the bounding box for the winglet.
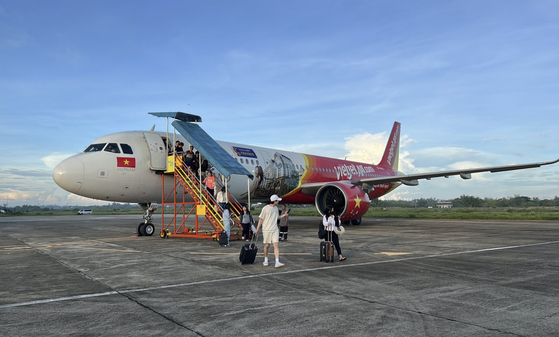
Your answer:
[378,122,401,170]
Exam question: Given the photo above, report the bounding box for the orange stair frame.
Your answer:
[159,155,245,239]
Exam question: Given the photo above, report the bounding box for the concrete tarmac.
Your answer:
[1,215,558,336]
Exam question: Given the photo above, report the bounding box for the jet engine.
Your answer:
[315,182,370,221]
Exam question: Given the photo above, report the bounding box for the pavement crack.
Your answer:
[117,291,206,336]
[330,289,526,337]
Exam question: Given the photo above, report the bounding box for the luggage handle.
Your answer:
[249,233,258,249]
[327,217,333,242]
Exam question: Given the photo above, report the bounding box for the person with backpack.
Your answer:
[323,207,346,261]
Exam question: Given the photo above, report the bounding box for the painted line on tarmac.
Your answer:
[189,252,312,256]
[0,238,142,253]
[0,292,120,309]
[377,252,412,256]
[70,246,142,253]
[2,239,558,309]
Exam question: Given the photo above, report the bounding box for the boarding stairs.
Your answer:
[152,112,253,239]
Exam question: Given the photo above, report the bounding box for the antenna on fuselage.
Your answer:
[150,124,156,131]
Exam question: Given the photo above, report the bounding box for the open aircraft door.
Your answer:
[143,132,167,171]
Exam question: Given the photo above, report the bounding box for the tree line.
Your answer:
[1,202,138,214]
[3,196,559,214]
[371,195,559,208]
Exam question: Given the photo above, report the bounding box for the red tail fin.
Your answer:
[378,122,401,170]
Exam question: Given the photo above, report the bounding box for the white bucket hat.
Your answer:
[333,225,345,235]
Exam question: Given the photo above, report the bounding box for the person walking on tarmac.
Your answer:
[240,205,254,241]
[255,195,284,268]
[323,207,346,261]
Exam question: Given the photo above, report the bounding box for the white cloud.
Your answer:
[41,153,73,169]
[344,132,387,164]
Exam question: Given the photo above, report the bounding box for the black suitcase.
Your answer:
[218,231,228,246]
[239,243,258,264]
[320,241,334,262]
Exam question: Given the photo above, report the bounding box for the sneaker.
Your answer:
[263,261,269,266]
[275,262,285,268]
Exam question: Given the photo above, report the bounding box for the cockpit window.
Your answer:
[84,143,106,152]
[104,143,120,153]
[120,143,133,154]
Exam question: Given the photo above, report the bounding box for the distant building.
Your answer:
[437,201,453,209]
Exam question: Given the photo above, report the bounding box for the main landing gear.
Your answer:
[351,218,362,225]
[342,217,362,226]
[137,203,157,236]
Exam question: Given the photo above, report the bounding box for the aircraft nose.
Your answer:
[52,157,85,194]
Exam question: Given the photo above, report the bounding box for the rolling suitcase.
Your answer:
[320,241,334,262]
[320,229,334,262]
[239,235,258,264]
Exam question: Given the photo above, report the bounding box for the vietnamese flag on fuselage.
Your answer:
[117,157,136,168]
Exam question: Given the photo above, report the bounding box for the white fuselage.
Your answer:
[53,130,366,204]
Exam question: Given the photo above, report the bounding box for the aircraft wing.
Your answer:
[300,158,559,195]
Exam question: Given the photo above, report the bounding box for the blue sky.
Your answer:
[1,0,558,206]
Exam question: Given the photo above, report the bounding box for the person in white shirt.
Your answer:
[216,186,228,209]
[255,194,285,268]
[322,207,346,261]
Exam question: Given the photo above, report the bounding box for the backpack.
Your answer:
[318,219,326,239]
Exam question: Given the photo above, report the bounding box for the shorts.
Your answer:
[262,230,279,244]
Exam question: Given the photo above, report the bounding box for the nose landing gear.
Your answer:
[137,203,157,236]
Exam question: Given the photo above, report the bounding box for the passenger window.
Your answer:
[84,143,106,152]
[120,144,133,154]
[104,143,120,153]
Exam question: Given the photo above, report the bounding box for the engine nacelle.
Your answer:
[315,182,370,221]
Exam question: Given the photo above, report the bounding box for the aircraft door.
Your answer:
[142,132,167,171]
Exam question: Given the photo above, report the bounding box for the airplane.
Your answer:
[52,112,559,235]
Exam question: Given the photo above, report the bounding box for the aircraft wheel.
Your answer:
[137,223,145,236]
[144,223,155,236]
[351,218,362,226]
